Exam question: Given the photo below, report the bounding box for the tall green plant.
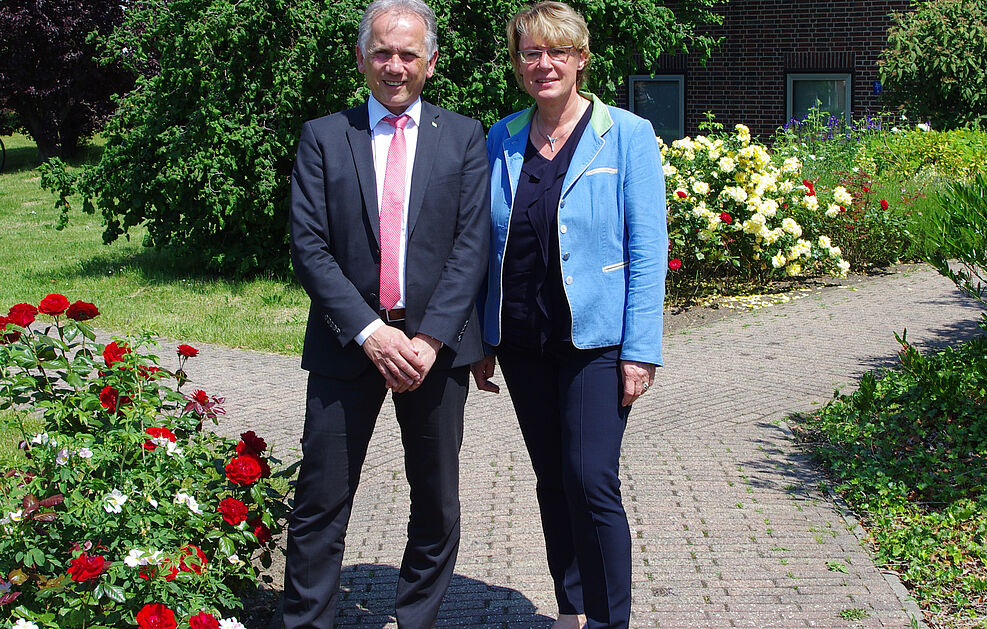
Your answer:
[42,0,724,275]
[924,173,987,307]
[880,0,987,129]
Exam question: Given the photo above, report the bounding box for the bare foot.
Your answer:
[550,614,586,629]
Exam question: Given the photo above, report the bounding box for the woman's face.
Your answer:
[517,34,587,106]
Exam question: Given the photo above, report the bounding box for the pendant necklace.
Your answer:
[537,116,564,152]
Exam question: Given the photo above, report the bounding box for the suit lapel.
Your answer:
[407,101,439,237]
[345,103,380,247]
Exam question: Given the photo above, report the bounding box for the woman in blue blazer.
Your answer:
[470,2,668,627]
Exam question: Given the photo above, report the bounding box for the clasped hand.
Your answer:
[362,326,441,392]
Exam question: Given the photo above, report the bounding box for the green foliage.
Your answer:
[792,327,987,622]
[0,296,291,625]
[880,0,987,129]
[857,127,987,184]
[923,173,987,307]
[43,0,724,275]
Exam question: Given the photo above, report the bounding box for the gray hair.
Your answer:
[358,0,438,58]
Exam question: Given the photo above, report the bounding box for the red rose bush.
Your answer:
[0,296,289,627]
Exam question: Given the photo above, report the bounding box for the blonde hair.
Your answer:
[507,1,591,89]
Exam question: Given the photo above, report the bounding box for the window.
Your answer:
[787,73,851,121]
[628,75,684,144]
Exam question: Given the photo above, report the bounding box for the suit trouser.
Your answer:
[497,344,632,629]
[282,364,468,629]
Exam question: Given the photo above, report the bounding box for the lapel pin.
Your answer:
[432,121,438,127]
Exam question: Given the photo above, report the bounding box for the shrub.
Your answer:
[922,173,987,307]
[0,296,290,627]
[661,123,849,292]
[879,0,987,129]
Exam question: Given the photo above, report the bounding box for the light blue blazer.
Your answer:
[480,93,668,366]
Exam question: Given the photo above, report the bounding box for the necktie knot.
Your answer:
[385,114,410,130]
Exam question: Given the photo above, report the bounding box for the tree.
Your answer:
[45,0,725,275]
[879,0,987,129]
[0,0,134,160]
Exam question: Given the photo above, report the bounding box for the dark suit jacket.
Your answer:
[290,101,490,379]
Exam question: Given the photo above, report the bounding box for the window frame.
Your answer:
[628,74,685,143]
[786,72,852,122]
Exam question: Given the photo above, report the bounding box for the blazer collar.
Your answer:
[500,92,611,200]
[408,100,440,238]
[344,103,380,245]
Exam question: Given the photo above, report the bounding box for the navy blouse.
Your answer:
[500,103,593,351]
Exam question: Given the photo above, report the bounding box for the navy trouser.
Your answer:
[497,344,632,629]
[283,365,468,629]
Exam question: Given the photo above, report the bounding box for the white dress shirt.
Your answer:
[355,95,422,345]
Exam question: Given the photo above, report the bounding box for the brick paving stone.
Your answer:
[120,263,982,627]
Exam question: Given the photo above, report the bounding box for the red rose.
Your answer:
[225,454,263,485]
[136,603,177,629]
[862,186,871,193]
[67,552,108,582]
[192,389,209,405]
[165,545,207,581]
[237,430,267,455]
[102,341,130,368]
[38,293,70,316]
[143,426,177,451]
[0,316,19,344]
[249,516,272,544]
[7,303,37,327]
[720,212,733,224]
[139,365,163,380]
[66,301,99,321]
[668,258,682,271]
[177,344,198,358]
[100,385,120,413]
[675,190,687,198]
[880,199,889,210]
[217,497,249,525]
[802,179,811,187]
[188,613,219,629]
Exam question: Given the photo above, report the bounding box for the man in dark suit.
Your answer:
[282,0,489,626]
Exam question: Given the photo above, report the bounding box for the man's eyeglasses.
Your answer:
[516,46,574,64]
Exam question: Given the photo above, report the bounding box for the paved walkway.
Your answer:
[146,264,983,628]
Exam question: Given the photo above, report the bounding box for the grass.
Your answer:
[791,325,987,629]
[1,133,309,354]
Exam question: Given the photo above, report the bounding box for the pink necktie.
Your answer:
[379,114,410,310]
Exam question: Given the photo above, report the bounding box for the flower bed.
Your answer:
[661,123,852,289]
[0,296,290,628]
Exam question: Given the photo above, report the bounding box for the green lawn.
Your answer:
[1,134,309,354]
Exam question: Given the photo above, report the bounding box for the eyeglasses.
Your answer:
[516,46,574,64]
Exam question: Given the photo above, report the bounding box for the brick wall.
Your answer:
[615,0,911,139]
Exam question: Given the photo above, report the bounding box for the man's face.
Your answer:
[356,11,437,115]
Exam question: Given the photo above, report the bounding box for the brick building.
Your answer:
[616,0,913,142]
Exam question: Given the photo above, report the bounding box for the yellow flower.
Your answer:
[786,263,802,276]
[825,204,841,218]
[833,186,853,206]
[718,156,736,173]
[818,235,832,249]
[782,217,802,237]
[771,252,786,268]
[781,157,802,173]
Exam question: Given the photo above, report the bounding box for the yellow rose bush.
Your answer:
[661,124,850,288]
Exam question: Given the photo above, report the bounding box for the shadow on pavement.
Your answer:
[262,563,555,628]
